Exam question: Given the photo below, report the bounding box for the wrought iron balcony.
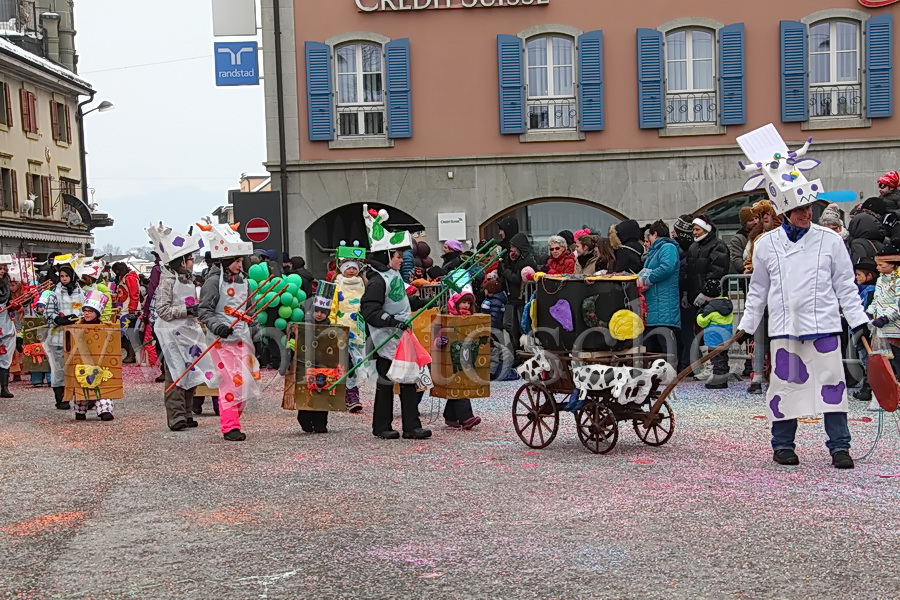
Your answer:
[336,104,385,138]
[809,84,861,118]
[527,98,577,130]
[665,91,717,125]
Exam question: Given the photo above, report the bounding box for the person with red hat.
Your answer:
[877,171,900,211]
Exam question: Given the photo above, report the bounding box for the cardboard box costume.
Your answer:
[430,313,491,399]
[63,324,123,401]
[282,322,350,412]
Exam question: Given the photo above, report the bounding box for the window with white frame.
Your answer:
[335,42,385,138]
[526,35,576,130]
[809,20,861,118]
[665,28,716,124]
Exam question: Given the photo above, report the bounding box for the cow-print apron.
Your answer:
[765,335,848,422]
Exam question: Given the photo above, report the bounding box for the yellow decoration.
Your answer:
[534,271,546,282]
[609,309,644,341]
[75,364,114,389]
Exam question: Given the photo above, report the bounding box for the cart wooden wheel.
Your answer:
[633,400,675,446]
[512,384,559,449]
[574,402,618,454]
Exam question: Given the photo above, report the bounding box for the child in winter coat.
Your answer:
[867,242,900,390]
[853,258,878,402]
[481,275,513,380]
[73,292,114,421]
[444,288,482,430]
[696,279,733,390]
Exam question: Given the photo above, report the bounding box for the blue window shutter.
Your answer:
[497,34,525,135]
[305,41,334,141]
[719,23,746,125]
[385,38,412,139]
[636,28,664,129]
[578,30,604,131]
[780,20,808,123]
[866,14,893,119]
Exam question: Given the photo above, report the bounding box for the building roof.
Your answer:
[0,36,93,93]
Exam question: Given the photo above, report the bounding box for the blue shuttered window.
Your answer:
[719,23,746,125]
[385,38,412,139]
[866,14,893,119]
[497,34,525,135]
[578,30,604,131]
[636,28,664,129]
[305,41,334,141]
[780,20,808,123]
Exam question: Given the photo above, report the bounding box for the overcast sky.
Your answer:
[76,0,266,251]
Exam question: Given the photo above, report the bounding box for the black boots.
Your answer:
[0,368,13,398]
[53,386,70,410]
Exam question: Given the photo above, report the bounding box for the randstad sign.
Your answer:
[356,0,549,11]
[214,41,259,86]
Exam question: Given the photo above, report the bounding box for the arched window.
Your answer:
[664,28,715,125]
[525,35,576,130]
[808,19,861,118]
[335,42,385,138]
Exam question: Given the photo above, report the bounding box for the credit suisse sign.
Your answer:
[357,0,549,11]
[858,0,899,6]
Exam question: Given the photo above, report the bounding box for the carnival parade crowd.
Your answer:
[0,170,898,470]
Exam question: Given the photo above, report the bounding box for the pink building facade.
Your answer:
[261,0,896,268]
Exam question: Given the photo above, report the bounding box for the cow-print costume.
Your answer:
[572,359,675,405]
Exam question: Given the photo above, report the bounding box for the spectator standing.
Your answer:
[112,262,140,364]
[877,171,900,211]
[543,235,575,274]
[729,207,758,274]
[696,279,734,390]
[743,200,782,273]
[847,197,886,266]
[501,233,536,359]
[683,215,729,369]
[613,219,644,274]
[441,239,464,272]
[637,221,681,366]
[288,256,315,298]
[573,234,600,275]
[496,216,520,251]
[557,230,576,253]
[818,203,848,241]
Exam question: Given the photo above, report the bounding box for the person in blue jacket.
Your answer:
[637,220,681,366]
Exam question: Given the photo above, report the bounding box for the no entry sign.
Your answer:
[245,217,270,242]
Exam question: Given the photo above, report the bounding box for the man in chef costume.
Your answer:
[735,124,868,469]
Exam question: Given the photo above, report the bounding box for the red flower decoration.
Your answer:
[368,209,379,217]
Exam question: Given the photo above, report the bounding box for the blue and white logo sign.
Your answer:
[214,41,259,86]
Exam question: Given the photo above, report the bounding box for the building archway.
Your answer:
[305,203,424,277]
[480,198,627,251]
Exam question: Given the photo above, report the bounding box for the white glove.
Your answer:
[693,293,710,307]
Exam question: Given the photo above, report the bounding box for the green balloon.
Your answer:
[291,296,299,308]
[285,283,298,296]
[248,279,259,293]
[278,305,292,319]
[296,290,307,303]
[274,317,287,331]
[256,311,268,325]
[264,292,277,306]
[286,273,302,286]
[280,292,294,306]
[280,335,287,346]
[291,308,305,322]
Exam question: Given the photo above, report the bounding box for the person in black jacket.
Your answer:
[287,256,315,298]
[441,239,464,272]
[360,248,432,440]
[614,219,644,273]
[683,215,729,369]
[848,199,886,265]
[496,216,520,251]
[501,233,537,360]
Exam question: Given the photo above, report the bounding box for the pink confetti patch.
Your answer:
[419,572,444,579]
[523,463,538,468]
[878,473,900,478]
[523,451,541,456]
[849,417,873,423]
[632,459,654,464]
[752,415,767,420]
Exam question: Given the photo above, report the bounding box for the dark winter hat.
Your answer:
[738,206,754,225]
[862,196,887,216]
[558,230,575,246]
[876,239,900,263]
[615,219,641,244]
[426,266,445,280]
[673,214,694,236]
[483,277,501,295]
[702,278,722,298]
[854,257,878,275]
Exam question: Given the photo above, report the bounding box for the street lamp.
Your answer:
[76,98,114,218]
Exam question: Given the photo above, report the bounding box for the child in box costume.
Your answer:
[436,286,485,430]
[69,291,116,421]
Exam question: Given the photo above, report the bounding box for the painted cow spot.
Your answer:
[813,336,839,354]
[769,395,785,419]
[821,381,846,405]
[774,349,809,384]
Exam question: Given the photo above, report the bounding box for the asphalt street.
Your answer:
[1,366,898,599]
